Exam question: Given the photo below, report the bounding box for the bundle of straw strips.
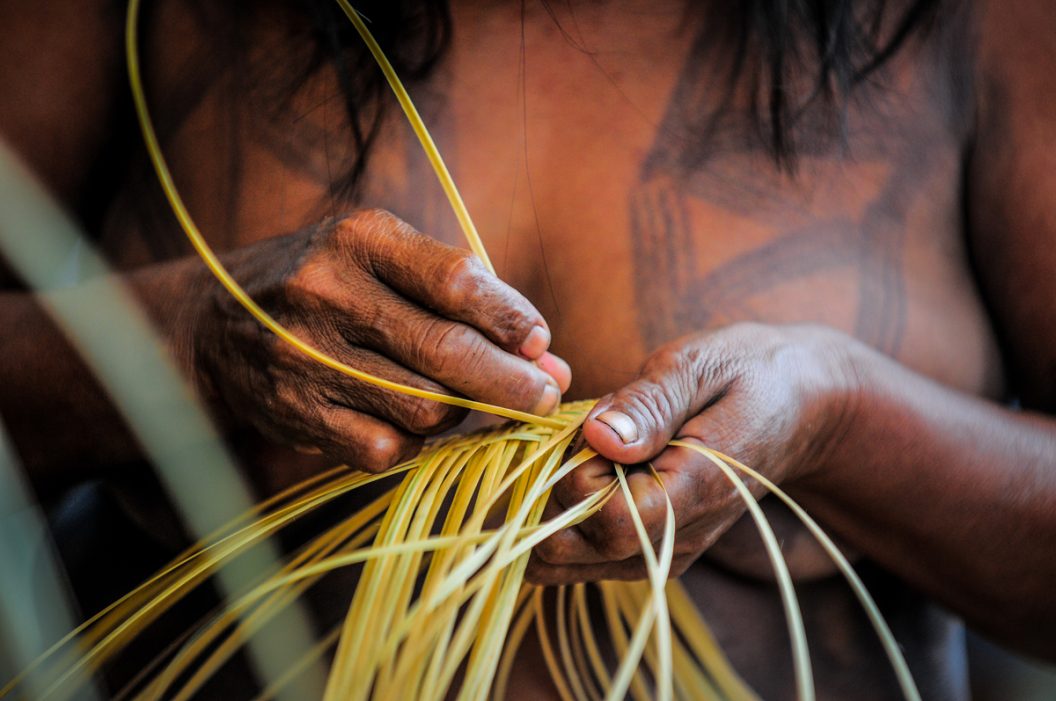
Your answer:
[0,1,924,699]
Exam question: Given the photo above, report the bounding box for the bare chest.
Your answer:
[354,6,1002,402]
[107,2,1000,401]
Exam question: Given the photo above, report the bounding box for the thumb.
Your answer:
[582,352,729,464]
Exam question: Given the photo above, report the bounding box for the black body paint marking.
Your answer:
[628,31,935,357]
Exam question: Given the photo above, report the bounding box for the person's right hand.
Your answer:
[185,209,571,471]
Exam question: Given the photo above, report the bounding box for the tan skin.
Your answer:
[2,0,1056,697]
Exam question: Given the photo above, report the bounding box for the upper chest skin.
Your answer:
[107,0,1002,403]
[364,2,1003,403]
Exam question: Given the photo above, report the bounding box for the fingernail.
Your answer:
[293,444,323,456]
[520,325,551,360]
[533,383,561,416]
[535,352,572,393]
[596,410,638,444]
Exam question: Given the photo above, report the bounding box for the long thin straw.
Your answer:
[333,1,495,274]
[125,0,560,428]
[678,444,921,701]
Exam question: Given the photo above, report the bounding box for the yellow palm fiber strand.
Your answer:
[535,466,674,701]
[672,443,922,701]
[327,413,597,699]
[332,0,494,274]
[572,583,614,695]
[563,586,604,701]
[374,441,500,695]
[448,470,587,700]
[665,580,758,701]
[685,444,815,701]
[33,471,406,700]
[99,430,566,696]
[4,409,601,700]
[535,586,576,701]
[0,465,352,699]
[629,466,676,700]
[491,587,538,701]
[172,422,582,700]
[615,581,734,701]
[278,422,609,700]
[331,445,484,699]
[352,413,588,682]
[125,0,560,429]
[66,408,585,701]
[139,493,392,700]
[591,582,713,701]
[597,581,651,701]
[555,585,596,701]
[397,443,604,696]
[578,468,675,701]
[41,2,915,701]
[542,446,812,701]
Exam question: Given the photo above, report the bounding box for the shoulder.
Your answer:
[963,0,1056,409]
[0,0,126,202]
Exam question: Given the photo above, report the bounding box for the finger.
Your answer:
[339,210,554,359]
[581,344,734,464]
[296,341,468,435]
[539,463,681,565]
[525,553,698,586]
[349,290,562,415]
[535,351,572,393]
[311,405,423,473]
[653,438,765,507]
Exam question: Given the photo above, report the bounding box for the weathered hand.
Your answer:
[529,323,854,584]
[187,209,570,471]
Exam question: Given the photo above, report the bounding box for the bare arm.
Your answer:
[0,0,137,493]
[804,0,1056,657]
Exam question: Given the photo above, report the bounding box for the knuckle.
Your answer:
[336,208,417,259]
[417,321,481,377]
[274,378,315,417]
[556,472,595,509]
[341,208,400,236]
[283,263,335,310]
[492,307,535,347]
[524,558,559,586]
[589,518,637,560]
[622,382,675,431]
[536,538,570,565]
[332,212,368,249]
[602,535,639,561]
[501,365,545,410]
[533,538,570,565]
[357,431,411,473]
[403,395,461,434]
[436,250,485,304]
[645,344,684,372]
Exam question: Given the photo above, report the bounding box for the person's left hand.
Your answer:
[528,322,858,584]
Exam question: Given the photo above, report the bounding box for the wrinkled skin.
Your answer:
[531,323,852,583]
[3,0,1056,698]
[190,209,570,470]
